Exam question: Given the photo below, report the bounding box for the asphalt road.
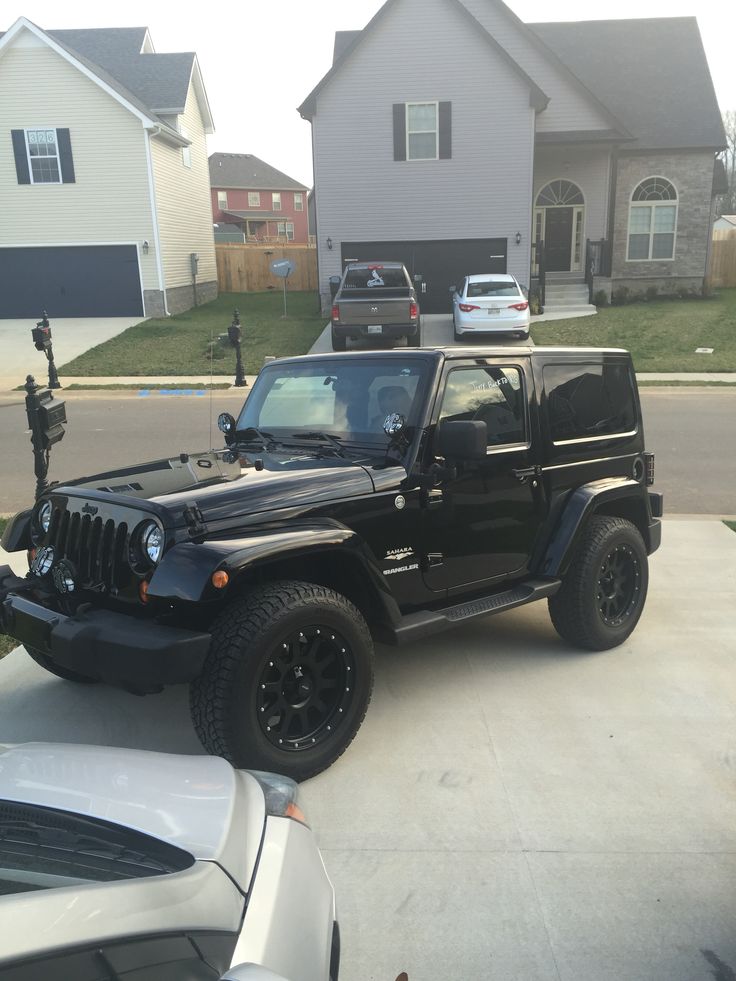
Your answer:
[0,387,734,514]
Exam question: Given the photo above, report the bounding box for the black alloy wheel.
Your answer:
[257,625,357,753]
[548,516,649,651]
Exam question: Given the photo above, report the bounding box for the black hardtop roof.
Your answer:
[344,260,406,268]
[271,346,631,367]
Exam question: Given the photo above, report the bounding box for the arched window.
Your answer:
[628,177,677,260]
[535,180,584,207]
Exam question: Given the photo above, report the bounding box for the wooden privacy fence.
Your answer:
[710,231,736,287]
[215,244,318,293]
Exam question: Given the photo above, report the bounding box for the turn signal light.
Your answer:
[508,301,529,311]
[27,547,37,568]
[458,303,480,313]
[409,302,418,319]
[139,580,149,604]
[211,570,229,589]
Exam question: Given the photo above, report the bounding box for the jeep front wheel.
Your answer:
[548,516,648,651]
[190,581,374,781]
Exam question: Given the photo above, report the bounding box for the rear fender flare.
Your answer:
[541,478,651,578]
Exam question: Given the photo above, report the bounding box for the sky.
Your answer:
[6,0,736,187]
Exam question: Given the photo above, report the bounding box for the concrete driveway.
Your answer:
[310,313,533,354]
[0,317,143,390]
[0,518,734,980]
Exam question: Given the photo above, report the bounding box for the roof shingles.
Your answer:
[209,153,308,191]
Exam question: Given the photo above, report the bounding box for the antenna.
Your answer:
[209,327,214,450]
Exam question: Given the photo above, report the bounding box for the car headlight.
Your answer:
[139,521,164,565]
[31,501,53,544]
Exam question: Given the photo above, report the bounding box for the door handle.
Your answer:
[512,465,542,483]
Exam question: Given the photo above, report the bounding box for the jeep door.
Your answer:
[422,358,544,594]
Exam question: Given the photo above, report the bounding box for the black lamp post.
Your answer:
[227,308,247,388]
[24,374,67,499]
[31,311,61,389]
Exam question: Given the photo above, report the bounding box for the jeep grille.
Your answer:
[46,505,130,591]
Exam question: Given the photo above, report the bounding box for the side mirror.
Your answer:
[436,420,487,460]
[220,965,291,981]
[218,412,236,445]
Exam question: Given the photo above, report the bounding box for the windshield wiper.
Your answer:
[234,426,279,447]
[289,431,347,456]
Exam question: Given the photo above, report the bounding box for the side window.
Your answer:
[439,367,526,448]
[544,363,637,443]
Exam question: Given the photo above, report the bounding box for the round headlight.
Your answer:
[140,522,164,565]
[38,501,52,534]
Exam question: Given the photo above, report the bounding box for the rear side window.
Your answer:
[343,266,408,289]
[544,363,636,443]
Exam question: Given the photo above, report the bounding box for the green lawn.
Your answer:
[0,517,16,658]
[725,521,736,533]
[60,290,326,376]
[531,288,736,372]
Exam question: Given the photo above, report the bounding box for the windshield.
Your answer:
[237,358,430,445]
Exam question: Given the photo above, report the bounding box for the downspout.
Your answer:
[308,113,322,315]
[606,149,619,279]
[143,125,170,316]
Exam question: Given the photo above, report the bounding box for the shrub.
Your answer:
[611,286,630,306]
[528,288,543,316]
[593,289,609,307]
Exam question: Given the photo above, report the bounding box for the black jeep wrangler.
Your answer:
[0,347,662,780]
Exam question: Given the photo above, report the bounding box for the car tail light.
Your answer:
[644,451,655,485]
[331,304,340,321]
[508,301,529,311]
[409,301,418,319]
[458,303,480,313]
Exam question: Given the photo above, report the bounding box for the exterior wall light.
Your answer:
[142,240,149,255]
[326,237,333,250]
[515,232,522,245]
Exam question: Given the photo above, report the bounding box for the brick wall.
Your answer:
[611,151,715,286]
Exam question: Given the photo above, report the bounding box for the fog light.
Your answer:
[52,559,76,594]
[31,545,54,576]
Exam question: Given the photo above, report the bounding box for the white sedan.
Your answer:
[451,274,530,341]
[0,743,338,981]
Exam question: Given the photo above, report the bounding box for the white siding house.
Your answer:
[0,17,216,319]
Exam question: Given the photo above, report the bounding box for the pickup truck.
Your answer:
[330,261,421,350]
[0,346,662,782]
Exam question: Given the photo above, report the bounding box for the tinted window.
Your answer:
[342,266,408,289]
[466,281,520,298]
[544,363,636,442]
[439,367,526,447]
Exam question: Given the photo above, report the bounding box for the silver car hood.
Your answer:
[0,742,265,889]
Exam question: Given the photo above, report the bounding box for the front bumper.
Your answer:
[0,566,210,690]
[332,322,418,340]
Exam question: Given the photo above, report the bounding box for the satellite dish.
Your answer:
[270,259,295,278]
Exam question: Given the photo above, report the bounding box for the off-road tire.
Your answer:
[25,645,99,683]
[331,328,347,352]
[190,580,374,781]
[548,516,648,651]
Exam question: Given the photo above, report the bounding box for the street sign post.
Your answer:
[270,259,296,318]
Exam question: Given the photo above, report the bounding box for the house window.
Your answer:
[406,103,438,160]
[628,177,677,261]
[217,190,228,209]
[248,191,260,207]
[277,221,295,240]
[272,192,282,211]
[294,192,304,211]
[26,129,61,183]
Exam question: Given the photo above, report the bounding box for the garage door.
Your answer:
[0,245,144,318]
[341,238,507,314]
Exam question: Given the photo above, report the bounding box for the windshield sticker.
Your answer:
[366,270,385,287]
[472,377,509,392]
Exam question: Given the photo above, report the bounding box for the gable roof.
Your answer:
[716,214,736,226]
[530,18,726,150]
[299,0,550,120]
[0,19,213,136]
[209,153,308,191]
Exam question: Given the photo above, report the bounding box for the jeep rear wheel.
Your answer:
[190,581,374,781]
[548,516,648,651]
[25,645,98,684]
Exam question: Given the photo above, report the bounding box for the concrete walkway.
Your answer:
[0,518,734,980]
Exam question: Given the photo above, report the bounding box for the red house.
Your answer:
[209,153,310,244]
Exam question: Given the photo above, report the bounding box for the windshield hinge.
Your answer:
[183,503,207,537]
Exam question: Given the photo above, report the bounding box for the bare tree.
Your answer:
[717,110,736,215]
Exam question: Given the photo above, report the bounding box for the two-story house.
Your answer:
[0,17,216,319]
[299,0,726,314]
[209,153,310,244]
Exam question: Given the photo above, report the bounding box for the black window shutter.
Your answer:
[438,102,452,159]
[393,104,406,161]
[57,128,75,183]
[11,130,31,184]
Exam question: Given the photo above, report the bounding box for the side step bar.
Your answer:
[387,578,561,646]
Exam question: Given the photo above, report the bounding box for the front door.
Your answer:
[422,360,544,594]
[545,208,573,272]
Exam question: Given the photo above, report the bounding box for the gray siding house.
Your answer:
[299,0,726,313]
